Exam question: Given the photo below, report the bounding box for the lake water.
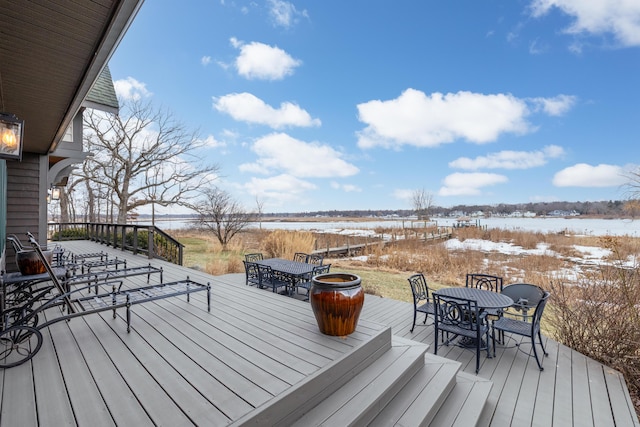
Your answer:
[146,217,640,237]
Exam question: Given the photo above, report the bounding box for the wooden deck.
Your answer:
[1,240,638,426]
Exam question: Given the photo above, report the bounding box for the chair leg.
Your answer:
[411,310,417,332]
[537,329,549,356]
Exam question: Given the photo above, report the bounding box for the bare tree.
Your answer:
[81,99,219,223]
[195,187,257,251]
[255,195,265,230]
[412,188,434,221]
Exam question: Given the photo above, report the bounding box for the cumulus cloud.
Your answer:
[201,134,226,149]
[392,189,414,202]
[449,145,565,170]
[356,89,572,149]
[553,163,627,187]
[213,92,320,129]
[201,56,212,66]
[230,37,301,80]
[530,94,577,116]
[242,174,316,206]
[529,0,640,47]
[439,173,508,196]
[268,0,308,28]
[239,133,359,178]
[114,77,152,101]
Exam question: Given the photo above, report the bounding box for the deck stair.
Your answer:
[234,328,492,426]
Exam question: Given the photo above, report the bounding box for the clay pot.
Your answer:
[15,249,53,275]
[310,272,364,336]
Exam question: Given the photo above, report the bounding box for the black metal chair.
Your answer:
[466,273,503,292]
[293,252,308,263]
[492,291,551,370]
[245,253,264,262]
[306,254,324,265]
[255,264,289,294]
[408,273,436,332]
[243,261,260,287]
[500,283,545,322]
[434,293,491,374]
[297,264,331,300]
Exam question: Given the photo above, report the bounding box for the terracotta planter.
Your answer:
[15,249,53,275]
[310,272,364,336]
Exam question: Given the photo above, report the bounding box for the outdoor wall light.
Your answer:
[0,112,24,160]
[51,187,61,200]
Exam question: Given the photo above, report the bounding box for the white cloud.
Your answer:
[201,134,226,149]
[530,94,577,116]
[201,56,212,66]
[392,189,414,201]
[529,0,640,47]
[330,182,362,192]
[553,163,627,187]
[449,145,565,170]
[268,0,308,28]
[213,92,320,129]
[439,172,508,196]
[357,89,535,149]
[242,174,316,206]
[230,37,301,80]
[114,77,152,101]
[239,133,359,178]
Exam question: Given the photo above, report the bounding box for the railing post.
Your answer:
[147,227,154,259]
[121,225,126,251]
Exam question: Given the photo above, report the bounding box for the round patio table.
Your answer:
[435,287,513,310]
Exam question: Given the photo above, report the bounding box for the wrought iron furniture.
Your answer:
[245,253,264,262]
[306,254,324,265]
[408,273,436,332]
[466,273,503,292]
[243,261,261,287]
[492,291,551,370]
[433,293,491,374]
[297,264,331,299]
[0,234,210,369]
[293,252,309,263]
[255,258,317,296]
[500,283,545,321]
[255,264,290,294]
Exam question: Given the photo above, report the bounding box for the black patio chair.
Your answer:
[245,253,264,263]
[466,273,503,292]
[243,261,260,287]
[307,253,324,265]
[255,264,289,294]
[434,293,491,374]
[293,252,308,263]
[297,264,331,300]
[500,283,545,322]
[492,291,551,370]
[408,273,436,332]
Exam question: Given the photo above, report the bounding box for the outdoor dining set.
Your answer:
[409,272,551,373]
[243,252,330,300]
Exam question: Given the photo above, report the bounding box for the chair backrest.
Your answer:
[243,260,260,280]
[312,264,331,277]
[501,283,545,312]
[255,263,274,284]
[466,273,503,292]
[245,253,263,262]
[408,273,430,306]
[307,254,324,265]
[529,291,551,333]
[434,293,481,331]
[293,252,308,263]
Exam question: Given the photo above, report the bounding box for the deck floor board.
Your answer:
[1,240,636,427]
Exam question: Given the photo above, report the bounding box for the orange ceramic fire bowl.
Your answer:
[309,272,364,336]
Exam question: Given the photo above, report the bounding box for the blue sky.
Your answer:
[108,0,640,214]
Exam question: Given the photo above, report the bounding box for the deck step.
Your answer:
[231,326,393,426]
[428,371,493,427]
[291,335,429,426]
[369,351,461,427]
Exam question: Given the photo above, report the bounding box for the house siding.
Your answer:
[5,153,48,273]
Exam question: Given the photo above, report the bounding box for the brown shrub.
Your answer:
[261,230,315,259]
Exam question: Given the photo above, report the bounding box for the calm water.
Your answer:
[146,217,640,237]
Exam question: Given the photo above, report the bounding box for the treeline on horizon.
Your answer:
[144,199,634,220]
